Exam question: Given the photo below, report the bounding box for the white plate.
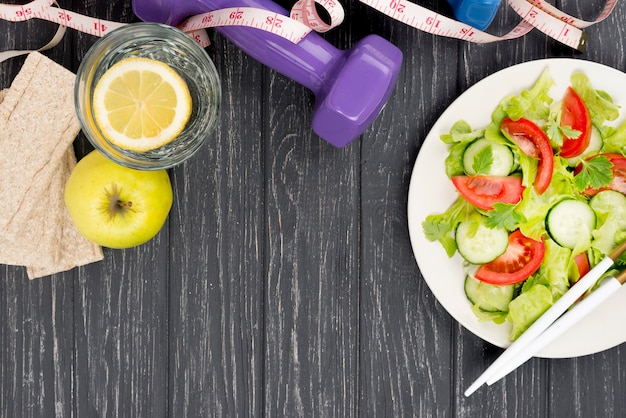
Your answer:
[407,58,626,358]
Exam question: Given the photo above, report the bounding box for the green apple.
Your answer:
[64,150,173,249]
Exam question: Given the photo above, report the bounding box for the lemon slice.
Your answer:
[93,57,192,152]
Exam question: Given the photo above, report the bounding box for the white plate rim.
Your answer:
[407,58,626,358]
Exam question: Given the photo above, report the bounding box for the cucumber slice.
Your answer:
[566,126,603,166]
[463,138,514,176]
[464,275,515,312]
[546,199,596,249]
[456,219,509,264]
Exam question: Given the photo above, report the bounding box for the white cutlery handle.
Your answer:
[485,277,622,385]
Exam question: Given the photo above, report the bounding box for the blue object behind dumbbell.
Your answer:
[447,0,501,30]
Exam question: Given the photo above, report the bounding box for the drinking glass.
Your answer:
[75,22,221,170]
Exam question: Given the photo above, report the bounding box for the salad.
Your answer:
[422,68,626,341]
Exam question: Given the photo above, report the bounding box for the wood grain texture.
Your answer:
[71,1,170,415]
[262,22,360,413]
[1,0,626,416]
[166,32,266,416]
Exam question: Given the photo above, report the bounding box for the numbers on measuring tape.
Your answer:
[94,22,108,34]
[460,27,475,37]
[179,7,313,44]
[16,8,33,18]
[425,16,440,28]
[0,0,336,47]
[0,0,619,52]
[57,10,71,22]
[266,15,284,28]
[389,0,406,14]
[229,9,244,19]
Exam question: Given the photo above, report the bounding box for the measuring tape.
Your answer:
[361,0,617,52]
[507,0,617,50]
[179,0,345,42]
[0,0,343,61]
[0,0,618,61]
[0,0,125,36]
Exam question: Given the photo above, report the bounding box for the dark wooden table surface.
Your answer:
[2,0,625,416]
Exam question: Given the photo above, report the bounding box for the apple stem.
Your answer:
[105,184,134,218]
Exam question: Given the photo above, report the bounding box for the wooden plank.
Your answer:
[0,266,75,417]
[357,5,461,414]
[68,2,169,417]
[73,246,169,417]
[0,12,76,418]
[549,350,626,418]
[166,35,266,416]
[261,24,360,416]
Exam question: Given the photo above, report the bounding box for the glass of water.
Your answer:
[75,22,221,170]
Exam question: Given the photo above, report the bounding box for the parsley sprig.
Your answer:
[484,202,526,231]
[544,103,582,149]
[573,155,614,191]
[472,147,493,175]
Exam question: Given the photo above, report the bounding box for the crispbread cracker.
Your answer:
[0,52,103,279]
[26,149,104,278]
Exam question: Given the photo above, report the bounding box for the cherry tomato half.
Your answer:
[560,87,592,158]
[475,230,545,285]
[576,153,626,196]
[501,117,554,194]
[451,175,524,211]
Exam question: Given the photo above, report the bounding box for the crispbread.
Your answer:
[26,149,104,278]
[0,52,103,279]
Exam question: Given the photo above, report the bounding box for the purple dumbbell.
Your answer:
[132,0,403,147]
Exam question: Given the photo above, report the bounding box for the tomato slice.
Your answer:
[576,153,626,196]
[560,87,592,158]
[501,117,554,194]
[451,175,524,211]
[475,230,545,285]
[573,252,590,280]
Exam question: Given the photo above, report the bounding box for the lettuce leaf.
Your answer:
[571,73,620,127]
[570,72,623,154]
[422,198,476,257]
[507,284,553,340]
[445,142,468,178]
[507,239,573,341]
[440,120,483,145]
[602,124,626,154]
[535,239,572,299]
[440,121,485,177]
[497,68,555,123]
[589,191,626,256]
